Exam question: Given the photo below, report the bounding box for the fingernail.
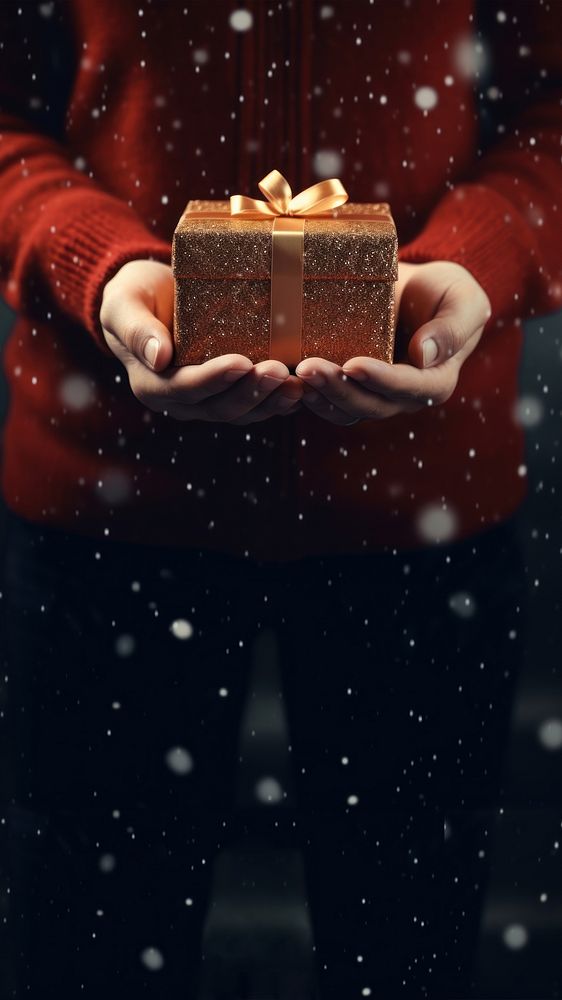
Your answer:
[422,337,438,367]
[296,368,325,387]
[259,374,286,391]
[143,337,159,368]
[223,367,250,383]
[342,367,368,382]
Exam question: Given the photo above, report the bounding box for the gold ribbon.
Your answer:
[230,168,349,218]
[230,169,349,368]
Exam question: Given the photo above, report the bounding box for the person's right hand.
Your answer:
[99,259,304,424]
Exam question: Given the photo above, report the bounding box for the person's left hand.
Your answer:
[294,260,491,426]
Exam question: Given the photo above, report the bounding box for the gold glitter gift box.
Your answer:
[172,170,398,371]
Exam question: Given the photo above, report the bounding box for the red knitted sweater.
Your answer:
[0,0,560,561]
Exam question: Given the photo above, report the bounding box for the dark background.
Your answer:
[1,299,561,996]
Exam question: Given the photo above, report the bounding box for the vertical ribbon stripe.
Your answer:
[270,217,304,368]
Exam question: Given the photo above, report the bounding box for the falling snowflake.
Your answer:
[60,374,95,411]
[192,48,209,65]
[448,591,477,619]
[97,469,132,505]
[255,776,284,804]
[115,634,135,657]
[140,947,165,971]
[313,149,344,179]
[170,618,194,640]
[414,86,438,111]
[537,719,562,751]
[502,925,528,950]
[165,746,194,775]
[513,395,544,428]
[416,503,458,544]
[453,36,488,80]
[229,9,253,32]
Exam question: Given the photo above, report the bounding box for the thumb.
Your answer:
[133,307,174,371]
[407,281,490,370]
[102,296,174,371]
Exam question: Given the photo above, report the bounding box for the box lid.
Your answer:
[172,200,398,282]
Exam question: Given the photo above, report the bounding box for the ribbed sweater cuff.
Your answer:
[46,196,171,358]
[398,183,537,320]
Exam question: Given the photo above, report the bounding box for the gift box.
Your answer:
[172,170,398,370]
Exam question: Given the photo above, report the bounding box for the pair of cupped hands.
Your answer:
[100,259,491,427]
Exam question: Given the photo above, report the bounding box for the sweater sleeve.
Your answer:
[399,0,562,323]
[0,2,171,360]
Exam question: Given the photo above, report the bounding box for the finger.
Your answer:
[229,395,303,425]
[197,360,292,421]
[296,358,413,419]
[154,355,289,423]
[341,356,458,407]
[101,295,175,372]
[128,352,255,410]
[162,376,301,424]
[300,383,402,424]
[407,281,490,369]
[228,377,304,424]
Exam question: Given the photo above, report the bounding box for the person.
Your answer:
[0,1,560,997]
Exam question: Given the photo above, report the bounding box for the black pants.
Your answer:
[1,508,527,999]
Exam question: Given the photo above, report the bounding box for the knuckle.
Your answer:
[99,287,117,330]
[123,322,150,358]
[481,297,492,326]
[101,273,118,300]
[472,280,491,318]
[99,301,109,331]
[453,327,467,355]
[439,321,462,360]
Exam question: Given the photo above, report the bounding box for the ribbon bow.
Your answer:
[230,168,349,218]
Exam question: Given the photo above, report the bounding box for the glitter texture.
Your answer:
[172,200,398,369]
